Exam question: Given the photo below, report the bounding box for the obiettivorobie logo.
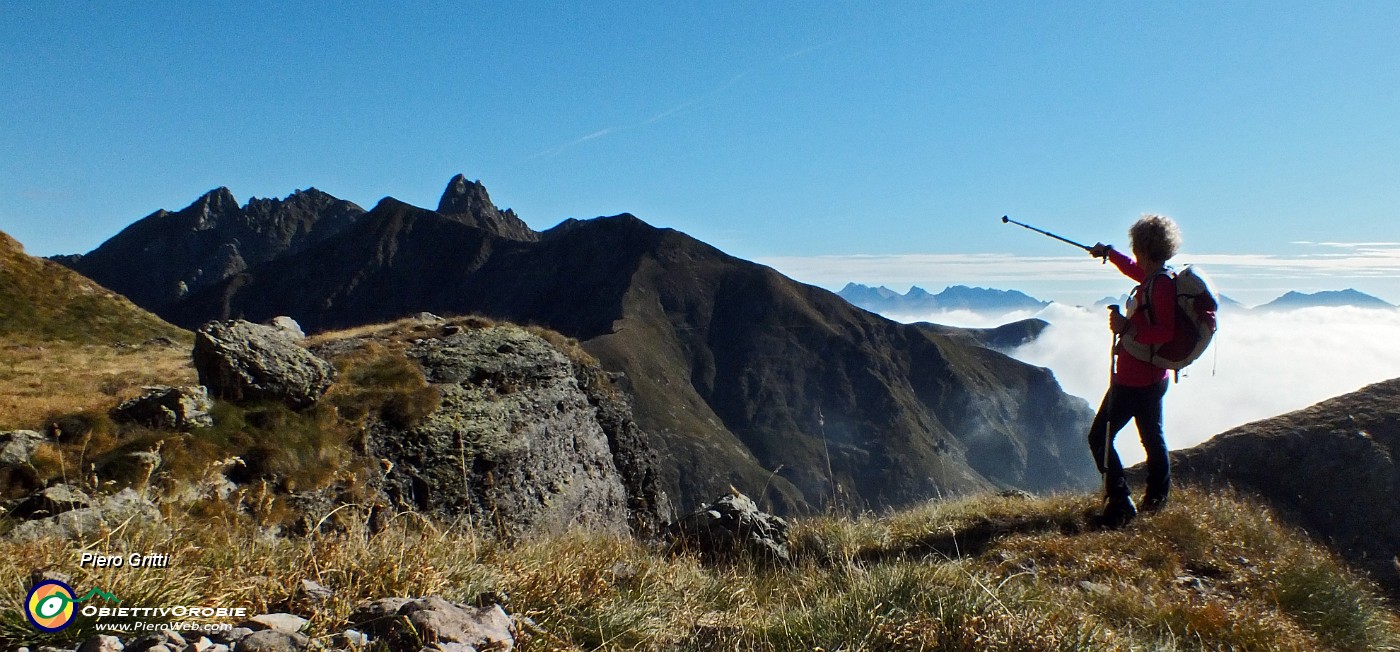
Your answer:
[23,581,246,635]
[24,581,119,633]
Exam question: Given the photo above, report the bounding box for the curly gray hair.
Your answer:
[1128,214,1182,262]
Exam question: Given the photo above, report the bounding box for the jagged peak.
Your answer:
[437,174,494,215]
[194,186,239,210]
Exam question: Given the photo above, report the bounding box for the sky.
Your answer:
[5,2,1400,306]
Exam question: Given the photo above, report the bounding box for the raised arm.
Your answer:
[1094,245,1144,283]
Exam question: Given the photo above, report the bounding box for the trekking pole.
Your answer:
[1001,216,1107,263]
[1102,305,1120,497]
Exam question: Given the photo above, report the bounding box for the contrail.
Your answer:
[522,37,844,162]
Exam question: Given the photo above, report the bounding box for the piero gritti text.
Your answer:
[80,552,171,569]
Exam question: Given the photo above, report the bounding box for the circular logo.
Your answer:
[25,580,77,633]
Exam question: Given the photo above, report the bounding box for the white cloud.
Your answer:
[1021,305,1400,466]
[885,304,1400,468]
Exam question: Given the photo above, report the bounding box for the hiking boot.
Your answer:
[1101,494,1138,529]
[1140,493,1169,515]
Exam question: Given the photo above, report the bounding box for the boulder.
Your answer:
[350,596,513,651]
[232,630,307,652]
[111,386,215,430]
[297,579,334,605]
[209,628,255,649]
[11,484,91,519]
[7,488,159,542]
[77,635,124,652]
[363,325,667,538]
[0,430,46,466]
[193,320,336,410]
[126,631,186,652]
[669,492,792,563]
[264,316,306,340]
[241,613,308,634]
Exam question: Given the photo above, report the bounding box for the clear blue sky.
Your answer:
[4,1,1400,305]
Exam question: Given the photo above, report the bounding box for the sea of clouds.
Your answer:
[887,304,1400,466]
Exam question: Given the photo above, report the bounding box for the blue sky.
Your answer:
[4,1,1400,305]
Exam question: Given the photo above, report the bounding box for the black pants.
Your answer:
[1087,379,1170,500]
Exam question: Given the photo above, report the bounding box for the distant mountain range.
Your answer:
[1253,289,1395,311]
[47,177,1100,513]
[839,283,1049,315]
[842,283,1393,315]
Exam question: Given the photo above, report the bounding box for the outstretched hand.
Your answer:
[1089,243,1112,259]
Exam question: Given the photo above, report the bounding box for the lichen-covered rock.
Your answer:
[193,320,336,409]
[111,385,214,430]
[669,492,791,563]
[365,325,667,538]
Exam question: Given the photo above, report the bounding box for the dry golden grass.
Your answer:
[0,340,195,431]
[3,487,1397,652]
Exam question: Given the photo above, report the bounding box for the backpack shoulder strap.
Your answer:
[1141,269,1175,325]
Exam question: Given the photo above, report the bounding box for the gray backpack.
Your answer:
[1121,266,1219,371]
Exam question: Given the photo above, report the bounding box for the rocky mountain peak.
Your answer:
[435,174,538,242]
[437,174,492,214]
[190,187,241,229]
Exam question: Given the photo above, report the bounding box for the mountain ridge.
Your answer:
[60,177,1099,513]
[1254,288,1395,311]
[839,282,1049,315]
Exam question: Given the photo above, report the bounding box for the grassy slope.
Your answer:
[0,230,195,430]
[2,488,1396,651]
[0,231,188,346]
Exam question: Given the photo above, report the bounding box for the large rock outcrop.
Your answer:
[669,491,792,563]
[345,324,669,538]
[1155,378,1400,596]
[193,320,337,409]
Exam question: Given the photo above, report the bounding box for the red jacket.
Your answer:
[1108,249,1175,387]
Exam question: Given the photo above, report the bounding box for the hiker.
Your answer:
[1086,214,1182,527]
